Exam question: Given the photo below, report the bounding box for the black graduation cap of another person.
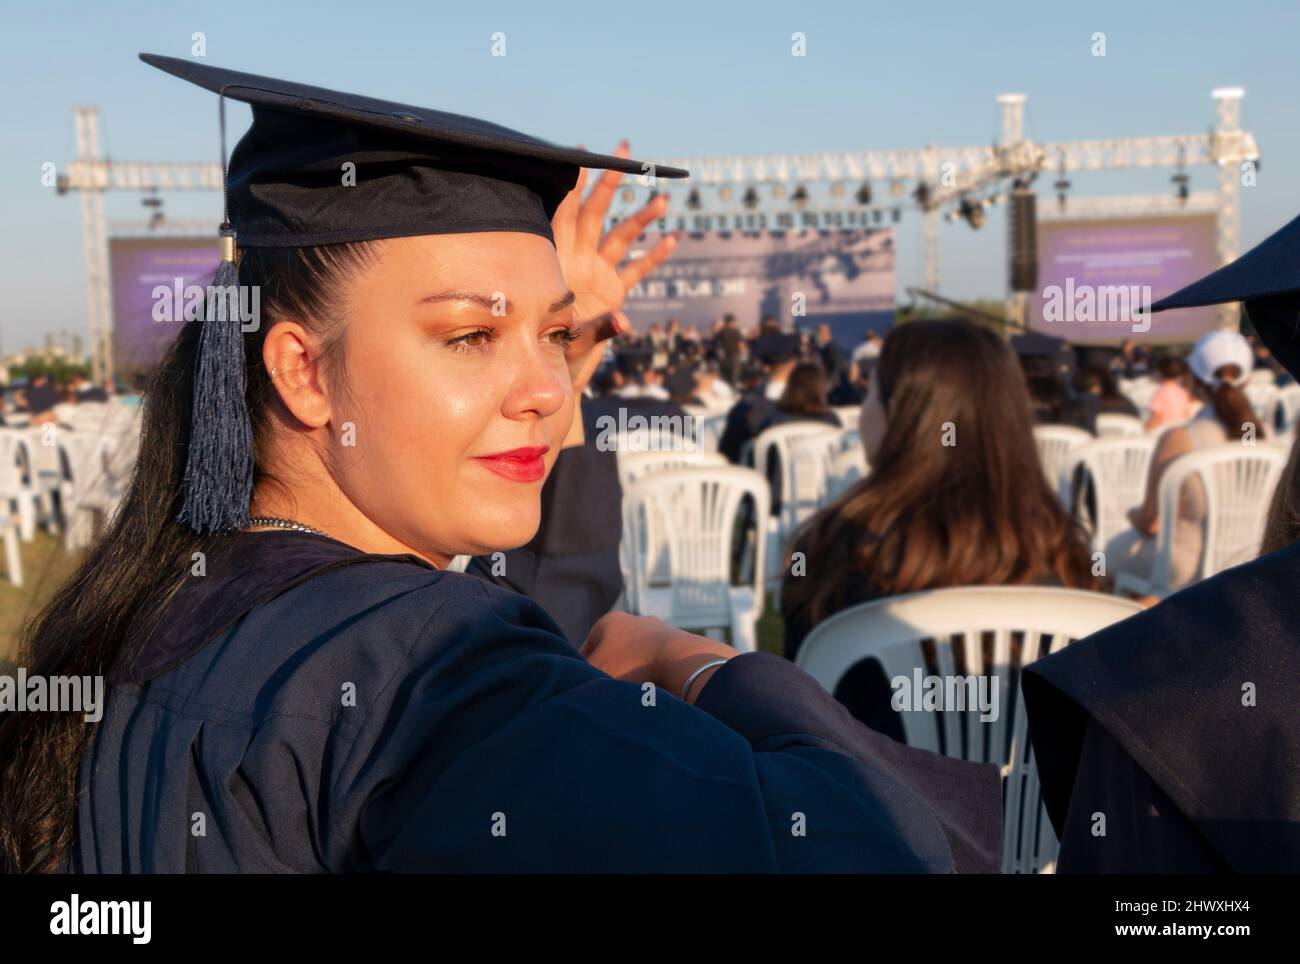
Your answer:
[1151,212,1300,379]
[663,366,699,402]
[140,53,687,534]
[615,345,655,378]
[754,332,799,366]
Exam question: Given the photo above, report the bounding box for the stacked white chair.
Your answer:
[0,428,40,541]
[622,465,769,650]
[1060,436,1157,553]
[795,586,1144,873]
[1115,443,1288,598]
[1032,425,1093,499]
[616,450,730,587]
[24,424,65,531]
[752,422,843,583]
[1094,413,1143,438]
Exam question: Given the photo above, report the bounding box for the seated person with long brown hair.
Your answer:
[780,319,1098,738]
[1106,330,1263,595]
[756,362,842,516]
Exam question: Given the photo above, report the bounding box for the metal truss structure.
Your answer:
[60,89,1258,381]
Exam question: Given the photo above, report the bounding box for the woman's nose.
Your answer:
[503,341,569,419]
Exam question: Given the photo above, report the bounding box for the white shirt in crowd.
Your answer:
[852,341,881,364]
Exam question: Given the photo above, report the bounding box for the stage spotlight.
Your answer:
[143,191,164,229]
[1053,158,1070,212]
[959,195,986,229]
[856,182,872,206]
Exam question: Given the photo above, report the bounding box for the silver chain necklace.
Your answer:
[244,516,327,537]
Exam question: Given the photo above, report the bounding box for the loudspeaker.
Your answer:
[1009,189,1038,292]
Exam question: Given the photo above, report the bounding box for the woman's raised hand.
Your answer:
[551,141,679,395]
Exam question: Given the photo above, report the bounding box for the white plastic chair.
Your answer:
[1274,385,1300,435]
[832,406,861,429]
[1115,443,1288,598]
[0,428,40,541]
[1060,436,1157,552]
[24,425,65,532]
[795,586,1145,874]
[621,465,769,650]
[1094,413,1143,438]
[1244,383,1279,429]
[695,414,729,453]
[1032,425,1093,498]
[753,422,843,582]
[825,443,868,503]
[617,449,728,489]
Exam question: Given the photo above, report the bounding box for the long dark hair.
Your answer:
[783,319,1097,630]
[1198,364,1265,441]
[0,242,373,873]
[777,362,833,418]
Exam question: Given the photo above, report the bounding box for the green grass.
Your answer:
[1,531,84,668]
[755,591,785,656]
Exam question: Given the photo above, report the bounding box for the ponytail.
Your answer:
[1208,364,1264,440]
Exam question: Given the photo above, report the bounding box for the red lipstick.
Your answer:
[474,445,549,483]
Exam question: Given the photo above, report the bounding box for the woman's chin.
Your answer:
[454,511,542,558]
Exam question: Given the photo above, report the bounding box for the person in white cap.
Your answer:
[1104,328,1263,596]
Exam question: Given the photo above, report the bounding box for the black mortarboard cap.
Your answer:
[140,53,687,247]
[140,53,687,535]
[754,332,799,365]
[663,367,699,400]
[616,346,655,377]
[1151,212,1300,379]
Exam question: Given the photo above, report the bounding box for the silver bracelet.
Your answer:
[680,657,731,702]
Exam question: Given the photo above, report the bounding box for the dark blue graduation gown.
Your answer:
[69,531,1002,873]
[1022,541,1300,872]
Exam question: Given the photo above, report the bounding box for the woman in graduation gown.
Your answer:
[0,55,1001,874]
[1022,213,1300,873]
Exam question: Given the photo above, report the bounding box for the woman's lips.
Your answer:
[473,446,549,483]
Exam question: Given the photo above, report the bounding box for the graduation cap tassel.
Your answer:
[176,90,254,534]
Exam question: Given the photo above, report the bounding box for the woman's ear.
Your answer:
[262,321,332,429]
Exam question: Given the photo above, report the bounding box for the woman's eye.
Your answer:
[448,329,494,354]
[547,325,582,348]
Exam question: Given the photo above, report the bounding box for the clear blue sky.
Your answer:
[2,0,1298,350]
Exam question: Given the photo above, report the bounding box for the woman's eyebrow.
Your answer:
[416,290,576,314]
